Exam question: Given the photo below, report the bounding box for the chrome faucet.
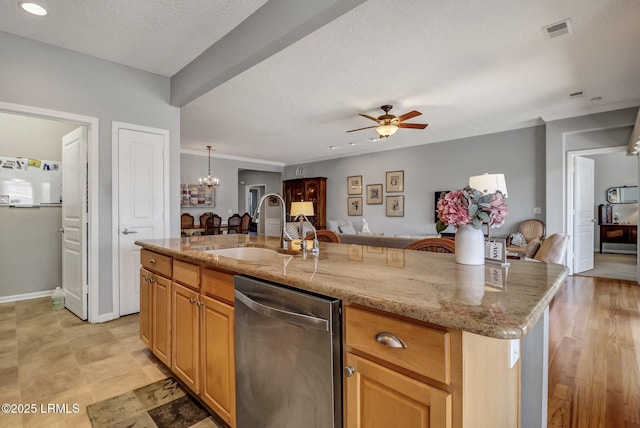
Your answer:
[294,213,319,254]
[254,193,293,250]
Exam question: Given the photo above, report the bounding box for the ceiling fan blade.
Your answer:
[359,114,380,123]
[346,125,378,133]
[397,110,422,122]
[399,123,428,129]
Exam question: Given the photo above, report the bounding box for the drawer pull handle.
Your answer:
[343,366,355,377]
[375,332,407,349]
[149,259,156,264]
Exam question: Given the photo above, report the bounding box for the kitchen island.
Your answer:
[136,234,568,428]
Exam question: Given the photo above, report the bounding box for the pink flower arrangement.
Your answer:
[436,186,509,233]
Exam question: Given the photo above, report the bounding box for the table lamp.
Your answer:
[290,201,315,239]
[468,173,508,197]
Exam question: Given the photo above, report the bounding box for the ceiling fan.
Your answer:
[346,105,428,138]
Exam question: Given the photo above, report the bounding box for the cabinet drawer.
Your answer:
[141,249,172,277]
[173,260,200,290]
[345,306,451,384]
[201,268,234,304]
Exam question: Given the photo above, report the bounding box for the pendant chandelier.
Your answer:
[199,145,220,189]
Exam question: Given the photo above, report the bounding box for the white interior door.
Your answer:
[573,156,595,273]
[118,128,166,316]
[62,127,88,319]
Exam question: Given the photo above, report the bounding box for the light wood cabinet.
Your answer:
[283,177,327,229]
[152,274,172,366]
[172,282,200,393]
[140,249,173,352]
[200,294,235,426]
[344,305,520,428]
[141,253,236,428]
[344,306,453,428]
[139,269,153,348]
[345,353,452,428]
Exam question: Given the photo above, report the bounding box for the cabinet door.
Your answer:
[172,282,200,393]
[152,275,172,366]
[139,269,153,348]
[345,353,452,428]
[200,294,236,427]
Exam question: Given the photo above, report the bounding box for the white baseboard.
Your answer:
[0,289,55,304]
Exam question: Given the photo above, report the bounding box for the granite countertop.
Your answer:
[136,234,569,340]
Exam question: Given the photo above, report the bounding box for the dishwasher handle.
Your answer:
[235,290,329,332]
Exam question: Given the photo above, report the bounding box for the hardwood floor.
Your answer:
[548,276,640,427]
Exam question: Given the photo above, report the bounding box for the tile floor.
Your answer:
[0,297,172,428]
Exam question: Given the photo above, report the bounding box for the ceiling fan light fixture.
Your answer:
[376,124,399,138]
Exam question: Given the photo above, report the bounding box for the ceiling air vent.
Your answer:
[542,19,573,39]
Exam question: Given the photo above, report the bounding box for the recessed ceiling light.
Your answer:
[349,142,358,146]
[328,145,337,150]
[590,96,603,102]
[19,1,47,16]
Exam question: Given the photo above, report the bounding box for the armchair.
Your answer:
[506,219,545,258]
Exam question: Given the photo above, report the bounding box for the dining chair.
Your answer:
[199,212,213,229]
[204,214,222,235]
[239,212,252,234]
[405,238,455,253]
[181,213,195,229]
[227,213,242,234]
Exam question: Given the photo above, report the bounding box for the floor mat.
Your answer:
[86,377,224,428]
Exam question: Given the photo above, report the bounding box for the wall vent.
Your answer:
[542,19,573,39]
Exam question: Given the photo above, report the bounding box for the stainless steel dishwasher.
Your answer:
[234,275,342,428]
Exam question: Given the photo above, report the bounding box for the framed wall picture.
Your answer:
[347,175,363,195]
[366,184,383,204]
[267,195,280,206]
[386,170,404,193]
[386,195,404,217]
[348,196,363,216]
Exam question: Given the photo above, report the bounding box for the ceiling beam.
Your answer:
[170,0,367,107]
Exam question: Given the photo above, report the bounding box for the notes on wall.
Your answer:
[0,157,62,206]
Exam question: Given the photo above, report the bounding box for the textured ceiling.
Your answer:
[1,0,639,165]
[0,0,269,76]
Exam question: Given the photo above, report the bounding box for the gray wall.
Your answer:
[0,32,180,315]
[545,107,638,235]
[284,126,546,238]
[0,113,77,298]
[238,169,283,214]
[180,152,283,221]
[586,151,638,252]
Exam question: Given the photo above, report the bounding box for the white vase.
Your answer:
[455,224,485,265]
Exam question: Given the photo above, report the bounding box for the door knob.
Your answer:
[59,228,64,233]
[343,366,355,377]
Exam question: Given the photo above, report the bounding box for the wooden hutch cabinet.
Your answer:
[283,177,327,229]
